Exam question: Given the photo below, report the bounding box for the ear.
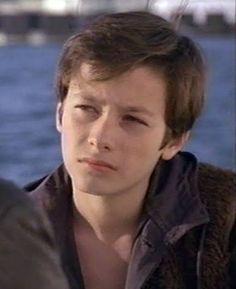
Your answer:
[56,102,63,133]
[161,132,190,160]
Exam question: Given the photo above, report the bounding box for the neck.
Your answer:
[72,184,148,243]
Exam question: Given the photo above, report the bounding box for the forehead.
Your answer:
[68,63,167,112]
[70,62,166,90]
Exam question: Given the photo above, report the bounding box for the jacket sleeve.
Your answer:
[0,180,69,289]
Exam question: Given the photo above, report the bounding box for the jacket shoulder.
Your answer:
[0,179,28,216]
[197,162,235,240]
[197,162,235,242]
[198,162,236,202]
[197,164,236,287]
[24,165,71,212]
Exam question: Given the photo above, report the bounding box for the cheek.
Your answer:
[62,111,80,138]
[124,130,164,168]
[120,142,161,181]
[60,117,77,153]
[124,138,161,163]
[61,117,89,154]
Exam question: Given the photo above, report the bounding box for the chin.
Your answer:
[77,180,122,197]
[72,178,104,195]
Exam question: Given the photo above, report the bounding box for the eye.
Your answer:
[124,115,147,126]
[74,104,97,114]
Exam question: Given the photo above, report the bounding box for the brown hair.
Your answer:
[56,11,206,140]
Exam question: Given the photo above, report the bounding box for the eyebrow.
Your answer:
[71,93,154,117]
[123,106,155,117]
[71,93,100,103]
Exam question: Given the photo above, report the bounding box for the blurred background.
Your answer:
[0,0,235,186]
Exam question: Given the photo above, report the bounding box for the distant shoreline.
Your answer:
[0,12,235,46]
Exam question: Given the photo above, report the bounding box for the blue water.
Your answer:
[0,36,235,186]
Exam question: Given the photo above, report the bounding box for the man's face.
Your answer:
[57,64,185,197]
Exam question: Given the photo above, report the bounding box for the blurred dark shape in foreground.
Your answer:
[0,178,69,289]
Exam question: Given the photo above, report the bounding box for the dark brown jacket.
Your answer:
[26,152,236,289]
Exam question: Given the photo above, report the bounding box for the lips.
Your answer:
[79,158,117,171]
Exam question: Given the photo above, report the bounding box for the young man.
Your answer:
[0,178,69,289]
[26,11,235,289]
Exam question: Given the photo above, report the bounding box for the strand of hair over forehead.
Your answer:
[75,0,189,29]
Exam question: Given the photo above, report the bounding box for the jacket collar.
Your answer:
[125,152,209,289]
[28,152,209,240]
[27,165,85,288]
[145,151,209,246]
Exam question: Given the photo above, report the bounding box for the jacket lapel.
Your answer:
[125,153,209,289]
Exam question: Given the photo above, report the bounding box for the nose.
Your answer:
[88,114,118,152]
